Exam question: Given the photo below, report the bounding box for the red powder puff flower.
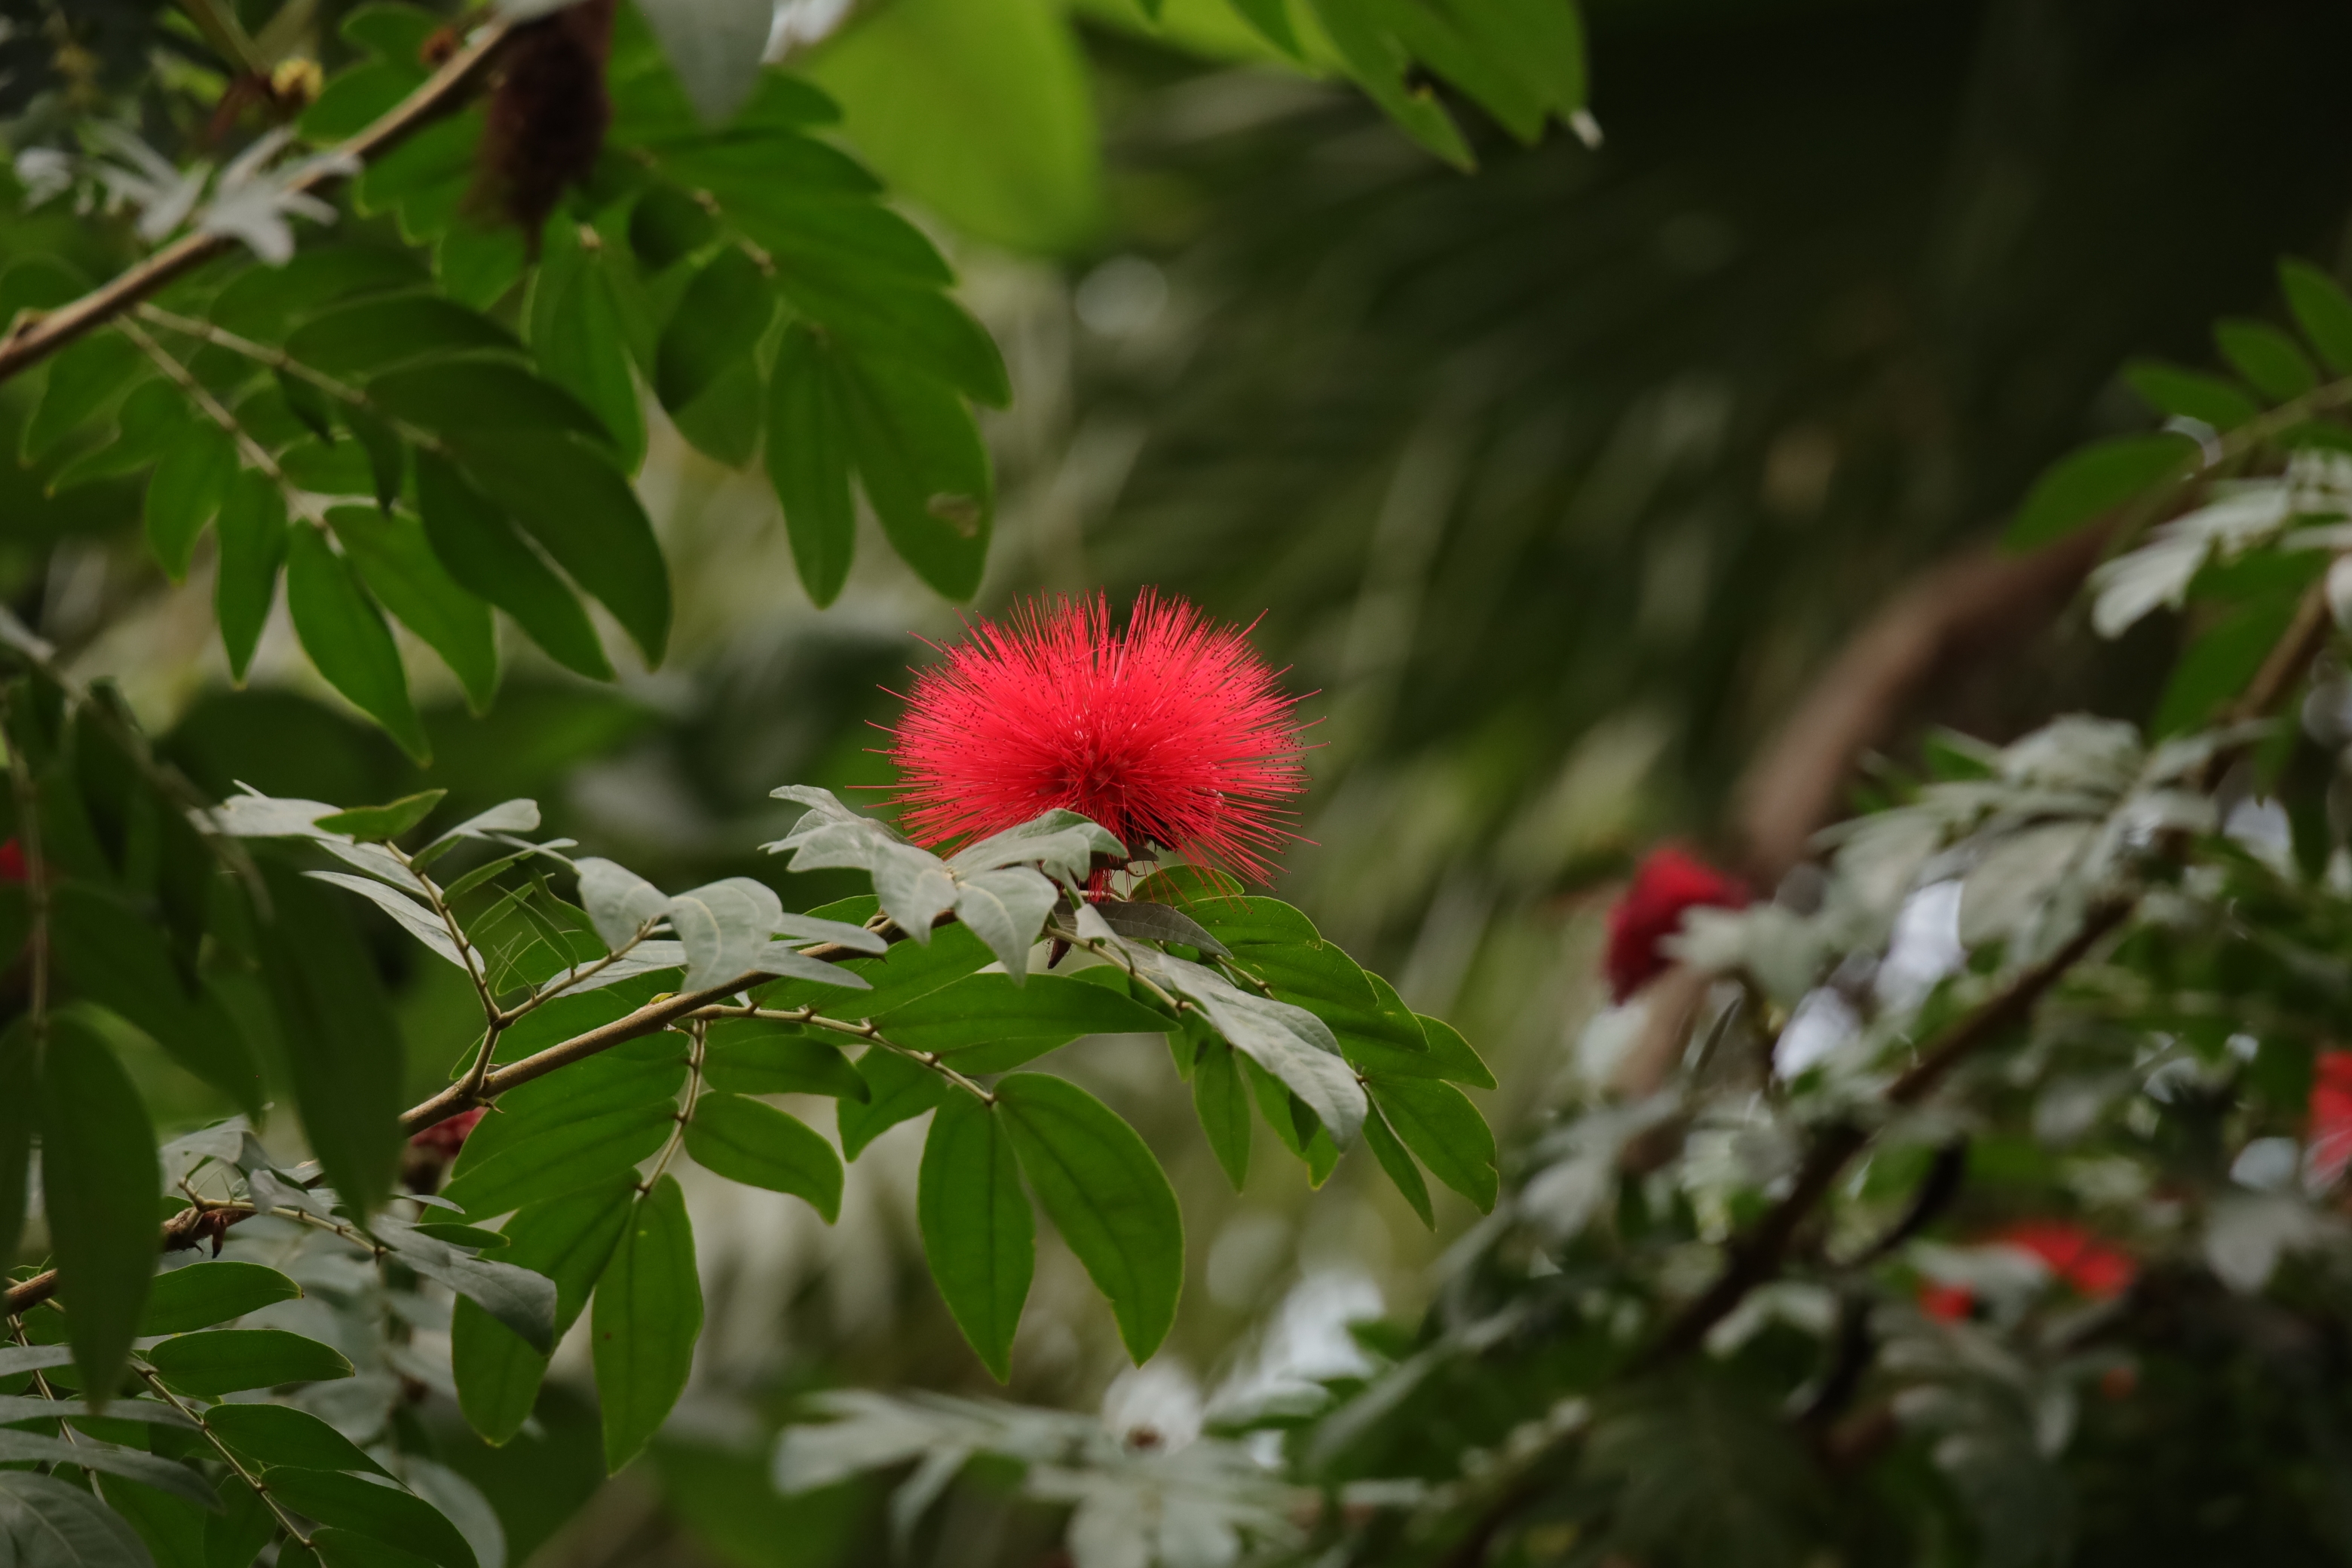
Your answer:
[884,591,1308,883]
[2308,1049,2352,1187]
[409,1107,485,1158]
[1603,844,1749,1002]
[0,840,26,883]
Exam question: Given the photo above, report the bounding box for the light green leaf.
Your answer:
[804,0,1101,253]
[286,525,430,762]
[39,1012,161,1396]
[527,219,646,471]
[313,789,446,843]
[591,1174,703,1472]
[917,1093,1032,1381]
[994,1073,1181,1362]
[327,509,495,711]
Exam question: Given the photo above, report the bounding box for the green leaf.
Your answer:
[656,246,776,412]
[440,1103,675,1219]
[374,1217,558,1352]
[1306,0,1473,169]
[2004,431,2202,550]
[0,1432,219,1511]
[626,185,718,272]
[287,524,430,762]
[917,1093,1032,1381]
[0,1021,29,1272]
[450,433,671,666]
[764,915,994,1018]
[458,1036,689,1163]
[871,972,1171,1057]
[49,379,177,491]
[835,1046,952,1160]
[1367,1075,1496,1211]
[215,470,288,681]
[26,332,145,461]
[366,361,613,449]
[260,1472,475,1568]
[839,353,990,599]
[1136,882,1318,948]
[414,451,614,680]
[283,294,519,378]
[39,1012,161,1395]
[138,1263,302,1335]
[683,1094,843,1219]
[1236,941,1427,1058]
[311,1528,442,1568]
[1361,1104,1434,1228]
[994,1073,1181,1362]
[313,789,447,842]
[765,324,856,606]
[452,1178,636,1446]
[207,1477,279,1568]
[345,406,406,512]
[1190,1035,1251,1193]
[209,247,427,341]
[51,884,267,1115]
[327,507,499,712]
[703,1025,869,1100]
[801,0,1101,253]
[2215,318,2318,403]
[91,1475,209,1568]
[2122,360,2259,431]
[527,220,646,470]
[591,1174,703,1473]
[798,279,1008,409]
[146,1330,355,1396]
[2281,259,2352,376]
[202,1404,387,1477]
[253,861,406,1217]
[145,427,237,581]
[0,1472,158,1568]
[1412,1011,1496,1090]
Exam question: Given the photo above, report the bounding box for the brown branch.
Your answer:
[0,20,511,386]
[1731,524,2114,886]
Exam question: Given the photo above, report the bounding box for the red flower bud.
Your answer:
[409,1107,485,1158]
[1602,844,1748,1002]
[0,839,26,883]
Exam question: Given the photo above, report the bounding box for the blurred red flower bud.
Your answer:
[1603,844,1748,1002]
[2308,1049,2352,1187]
[0,839,26,883]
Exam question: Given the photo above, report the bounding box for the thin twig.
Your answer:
[118,316,331,528]
[686,1002,998,1102]
[0,20,513,385]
